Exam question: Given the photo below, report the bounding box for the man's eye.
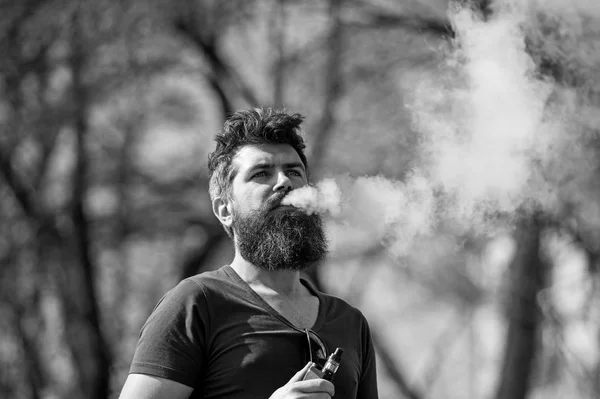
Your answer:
[287,170,302,177]
[252,171,268,178]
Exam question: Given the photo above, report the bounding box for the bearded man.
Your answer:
[119,108,378,399]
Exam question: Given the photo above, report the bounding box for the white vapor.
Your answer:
[280,178,342,216]
[285,0,600,258]
[412,1,556,226]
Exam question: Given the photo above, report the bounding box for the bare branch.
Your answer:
[33,104,71,189]
[345,10,454,37]
[322,247,425,399]
[67,5,111,398]
[173,14,262,109]
[309,0,345,175]
[341,0,453,37]
[495,216,547,399]
[0,0,51,222]
[0,243,46,399]
[206,73,235,116]
[180,229,230,279]
[420,309,475,395]
[269,0,287,105]
[542,306,599,398]
[371,327,424,399]
[0,146,39,220]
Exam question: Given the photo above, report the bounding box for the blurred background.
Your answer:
[1,0,599,398]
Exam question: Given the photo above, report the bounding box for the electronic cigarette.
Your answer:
[303,348,344,382]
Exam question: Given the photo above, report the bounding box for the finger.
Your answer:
[288,362,315,383]
[294,379,335,397]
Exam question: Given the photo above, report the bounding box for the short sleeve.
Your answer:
[129,279,210,388]
[356,316,379,399]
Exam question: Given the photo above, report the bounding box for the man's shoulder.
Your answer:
[185,265,229,283]
[179,265,238,294]
[158,266,246,312]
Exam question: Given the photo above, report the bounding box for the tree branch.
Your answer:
[420,309,475,395]
[0,0,50,222]
[0,146,39,220]
[0,247,46,399]
[68,6,111,398]
[346,11,454,37]
[173,16,261,109]
[309,0,345,175]
[371,327,424,399]
[180,228,229,280]
[494,215,547,399]
[269,0,287,106]
[321,245,425,399]
[342,0,454,37]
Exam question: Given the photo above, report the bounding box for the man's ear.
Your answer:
[212,196,233,228]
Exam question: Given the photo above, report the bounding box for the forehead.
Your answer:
[232,144,303,172]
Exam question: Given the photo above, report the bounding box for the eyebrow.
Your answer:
[247,162,306,173]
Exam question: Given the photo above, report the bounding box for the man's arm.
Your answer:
[124,280,207,396]
[119,374,194,399]
[119,364,333,399]
[356,316,379,399]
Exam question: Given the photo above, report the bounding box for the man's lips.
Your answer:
[269,200,294,211]
[268,193,290,210]
[273,204,295,210]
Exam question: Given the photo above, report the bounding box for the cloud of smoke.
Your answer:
[282,172,437,255]
[284,0,600,257]
[412,2,558,224]
[280,178,342,216]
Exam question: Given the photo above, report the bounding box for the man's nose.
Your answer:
[273,172,292,192]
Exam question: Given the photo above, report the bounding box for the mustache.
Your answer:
[266,189,292,211]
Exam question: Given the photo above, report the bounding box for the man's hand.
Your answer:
[269,362,335,399]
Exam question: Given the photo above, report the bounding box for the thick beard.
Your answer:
[233,206,329,272]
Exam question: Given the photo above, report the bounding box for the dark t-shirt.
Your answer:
[130,265,378,399]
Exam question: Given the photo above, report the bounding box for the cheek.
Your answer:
[233,189,266,213]
[296,177,309,188]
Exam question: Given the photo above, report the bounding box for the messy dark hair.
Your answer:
[208,107,308,237]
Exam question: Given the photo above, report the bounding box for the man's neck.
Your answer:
[229,253,305,298]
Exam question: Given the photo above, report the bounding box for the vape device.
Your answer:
[303,348,344,382]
